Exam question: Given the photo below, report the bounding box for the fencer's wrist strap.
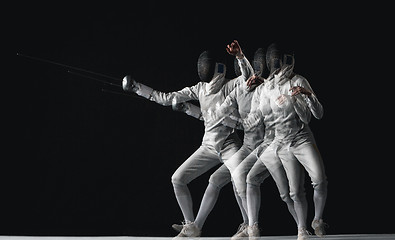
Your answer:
[135,82,154,99]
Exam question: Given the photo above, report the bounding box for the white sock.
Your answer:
[247,183,261,226]
[313,186,327,220]
[194,183,220,230]
[232,182,248,224]
[293,196,308,229]
[173,183,194,223]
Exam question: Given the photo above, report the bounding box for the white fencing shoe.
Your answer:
[297,227,311,240]
[171,223,183,232]
[247,223,260,240]
[231,223,248,239]
[311,219,328,237]
[172,221,201,239]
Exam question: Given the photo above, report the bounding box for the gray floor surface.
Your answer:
[1,235,395,240]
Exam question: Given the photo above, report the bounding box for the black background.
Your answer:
[11,1,393,237]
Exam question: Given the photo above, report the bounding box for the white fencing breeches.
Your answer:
[232,147,267,197]
[245,148,299,226]
[171,143,241,225]
[277,141,327,222]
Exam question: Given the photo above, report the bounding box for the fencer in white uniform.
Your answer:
[122,40,254,238]
[204,48,299,239]
[206,49,267,239]
[231,43,303,239]
[170,51,263,239]
[261,52,327,240]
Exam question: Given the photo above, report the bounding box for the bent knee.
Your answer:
[232,180,246,197]
[290,190,306,202]
[312,179,328,193]
[246,173,266,187]
[171,172,186,186]
[208,174,230,189]
[280,192,293,204]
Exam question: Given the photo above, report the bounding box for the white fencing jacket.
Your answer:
[264,72,324,149]
[132,57,253,153]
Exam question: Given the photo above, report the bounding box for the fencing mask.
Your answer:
[266,43,282,74]
[197,50,226,82]
[234,48,265,77]
[281,54,295,78]
[253,48,266,77]
[198,50,227,95]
